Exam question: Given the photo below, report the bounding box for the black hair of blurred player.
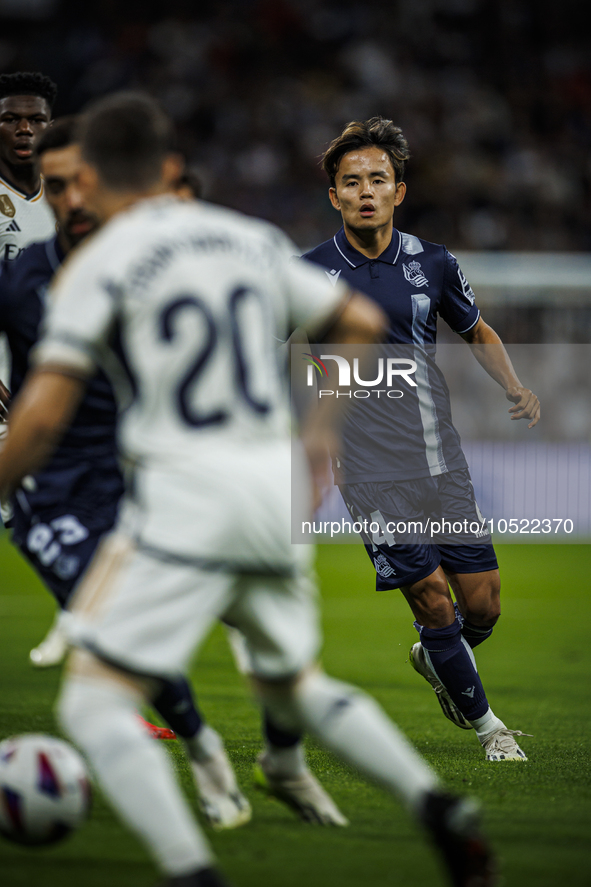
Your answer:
[36,116,100,251]
[77,91,182,223]
[322,116,410,188]
[0,72,57,195]
[79,91,176,190]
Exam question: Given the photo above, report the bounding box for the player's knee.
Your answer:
[405,574,454,627]
[465,607,499,629]
[463,579,501,627]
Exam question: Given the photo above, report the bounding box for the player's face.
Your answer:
[0,96,51,169]
[40,144,99,246]
[329,147,406,235]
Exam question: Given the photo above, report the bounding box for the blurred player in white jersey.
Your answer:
[0,94,496,887]
[171,162,347,828]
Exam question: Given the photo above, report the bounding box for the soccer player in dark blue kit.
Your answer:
[303,117,540,762]
[0,117,253,829]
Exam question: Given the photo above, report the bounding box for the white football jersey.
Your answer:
[0,175,56,387]
[35,198,347,564]
[0,175,55,263]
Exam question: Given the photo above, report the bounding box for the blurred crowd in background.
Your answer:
[1,0,590,254]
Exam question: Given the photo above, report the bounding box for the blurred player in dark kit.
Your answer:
[303,117,539,762]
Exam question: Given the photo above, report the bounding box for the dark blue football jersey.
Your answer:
[0,236,123,526]
[302,227,480,483]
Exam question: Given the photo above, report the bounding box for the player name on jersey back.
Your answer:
[37,197,347,467]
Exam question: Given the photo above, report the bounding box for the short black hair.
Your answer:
[79,91,174,192]
[322,117,410,187]
[0,72,57,111]
[36,116,79,158]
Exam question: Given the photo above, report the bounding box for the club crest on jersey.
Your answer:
[403,260,429,288]
[325,268,341,287]
[373,553,396,578]
[0,194,16,218]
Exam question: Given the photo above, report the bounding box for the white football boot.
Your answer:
[189,741,252,830]
[254,751,349,826]
[409,643,473,730]
[29,611,69,667]
[481,728,530,762]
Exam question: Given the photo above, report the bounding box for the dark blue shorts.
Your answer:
[339,468,498,590]
[11,461,123,608]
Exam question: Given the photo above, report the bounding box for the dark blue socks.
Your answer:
[152,677,203,739]
[263,709,302,749]
[152,679,302,750]
[454,602,494,649]
[416,617,489,720]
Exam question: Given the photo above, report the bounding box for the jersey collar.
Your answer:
[0,172,44,202]
[333,226,402,268]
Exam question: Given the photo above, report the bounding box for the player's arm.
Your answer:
[0,368,86,501]
[300,289,388,504]
[318,289,387,344]
[460,316,540,428]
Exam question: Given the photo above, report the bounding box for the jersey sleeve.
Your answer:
[32,247,118,377]
[275,233,349,334]
[438,248,480,335]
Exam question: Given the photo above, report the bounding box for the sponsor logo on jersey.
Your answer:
[2,244,24,261]
[373,553,396,578]
[402,260,429,288]
[0,195,16,218]
[325,268,341,287]
[5,220,21,232]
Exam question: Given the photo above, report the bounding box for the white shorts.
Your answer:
[67,533,321,680]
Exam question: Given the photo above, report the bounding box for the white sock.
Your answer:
[470,707,505,742]
[58,677,213,876]
[261,743,307,779]
[184,724,224,763]
[263,671,438,813]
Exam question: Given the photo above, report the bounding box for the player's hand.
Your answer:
[505,386,540,428]
[0,381,10,424]
[302,437,333,512]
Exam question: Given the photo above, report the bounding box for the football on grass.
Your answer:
[0,734,91,846]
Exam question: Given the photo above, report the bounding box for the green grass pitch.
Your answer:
[1,532,590,886]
